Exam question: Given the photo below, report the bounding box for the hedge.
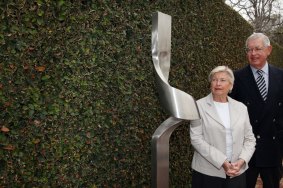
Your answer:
[0,0,282,187]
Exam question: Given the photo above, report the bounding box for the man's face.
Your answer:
[246,38,272,69]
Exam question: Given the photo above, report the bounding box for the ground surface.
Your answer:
[255,176,283,188]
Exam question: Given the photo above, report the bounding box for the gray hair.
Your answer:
[245,33,270,47]
[209,66,234,85]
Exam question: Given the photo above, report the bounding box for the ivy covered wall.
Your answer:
[0,0,282,187]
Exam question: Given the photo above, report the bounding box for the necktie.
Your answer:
[256,69,267,100]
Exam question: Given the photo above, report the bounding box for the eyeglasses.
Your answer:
[245,47,267,53]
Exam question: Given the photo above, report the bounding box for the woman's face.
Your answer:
[210,72,233,98]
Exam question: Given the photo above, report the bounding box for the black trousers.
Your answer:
[191,170,246,188]
[246,166,282,188]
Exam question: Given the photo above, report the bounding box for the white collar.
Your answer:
[250,63,269,75]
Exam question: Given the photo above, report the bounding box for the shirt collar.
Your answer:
[250,63,269,75]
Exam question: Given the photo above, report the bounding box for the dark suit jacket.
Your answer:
[230,64,283,167]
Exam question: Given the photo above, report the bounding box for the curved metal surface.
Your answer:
[151,12,200,188]
[151,12,200,120]
[151,116,184,188]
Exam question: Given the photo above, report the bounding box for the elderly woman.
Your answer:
[190,66,256,188]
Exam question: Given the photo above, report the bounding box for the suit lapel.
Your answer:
[266,65,277,102]
[259,65,279,119]
[242,66,263,101]
[228,97,240,128]
[203,95,240,129]
[240,65,276,121]
[204,94,224,126]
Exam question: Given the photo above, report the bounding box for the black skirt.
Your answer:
[191,170,246,188]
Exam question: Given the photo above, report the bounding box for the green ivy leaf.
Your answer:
[41,75,50,81]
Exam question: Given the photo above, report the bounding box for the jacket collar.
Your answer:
[204,93,240,128]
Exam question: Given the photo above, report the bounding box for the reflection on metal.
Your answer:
[151,12,200,188]
[151,12,199,120]
[151,117,184,188]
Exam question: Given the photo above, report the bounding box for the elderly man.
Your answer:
[230,33,283,188]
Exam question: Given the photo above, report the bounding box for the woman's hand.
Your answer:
[224,159,245,177]
[222,160,232,172]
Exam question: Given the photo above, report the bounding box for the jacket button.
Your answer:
[257,135,261,139]
[279,102,282,106]
[273,136,276,140]
[255,120,258,123]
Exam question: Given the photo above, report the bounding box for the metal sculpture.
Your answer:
[151,11,200,188]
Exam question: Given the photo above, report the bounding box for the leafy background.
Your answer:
[0,0,282,187]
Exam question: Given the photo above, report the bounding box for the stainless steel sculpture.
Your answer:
[151,12,200,188]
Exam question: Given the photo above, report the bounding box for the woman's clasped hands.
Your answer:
[222,159,245,177]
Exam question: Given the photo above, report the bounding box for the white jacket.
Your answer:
[190,93,256,178]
